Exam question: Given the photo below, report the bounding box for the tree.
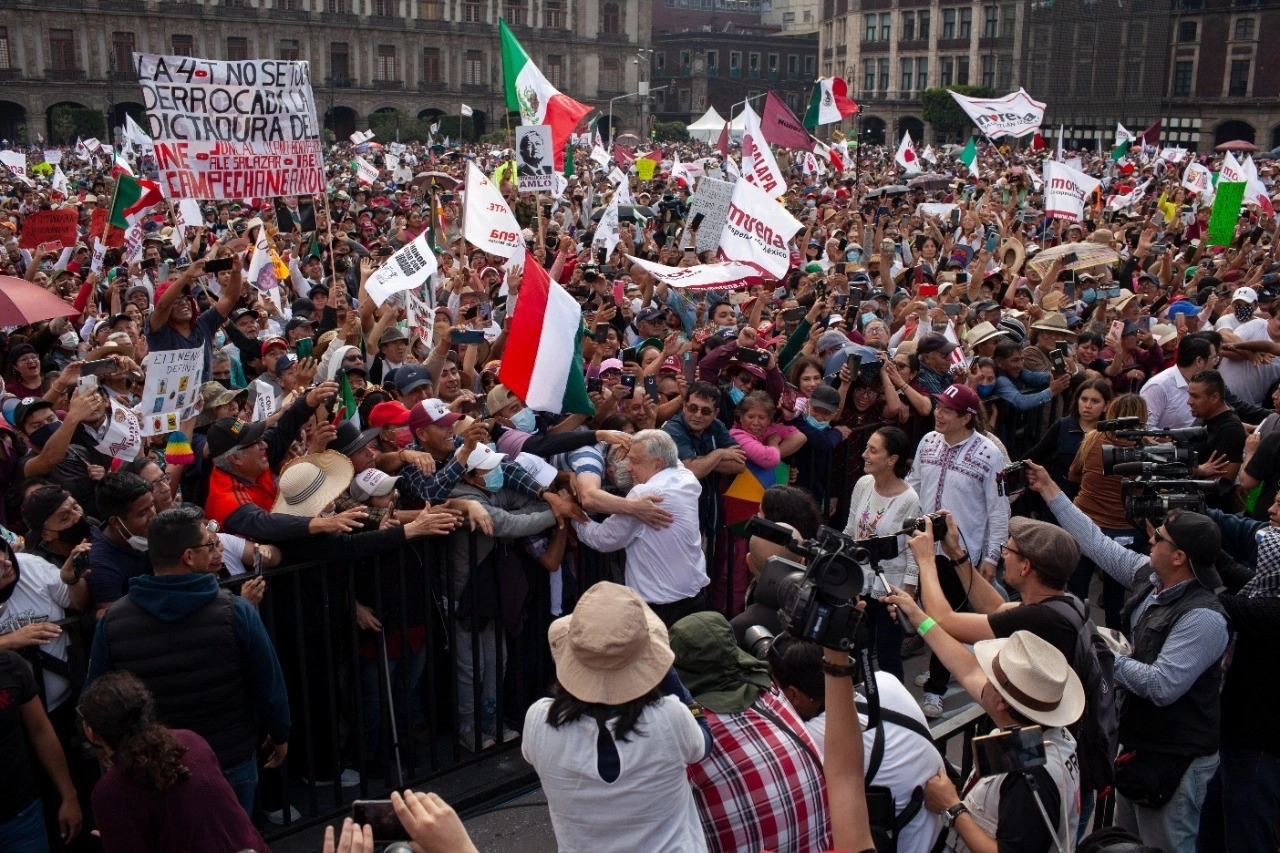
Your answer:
[920,86,995,143]
[653,121,689,143]
[49,106,103,145]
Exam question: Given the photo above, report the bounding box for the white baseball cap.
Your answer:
[350,468,399,501]
[465,444,506,473]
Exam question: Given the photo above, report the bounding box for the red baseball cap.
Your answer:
[933,383,981,416]
[368,400,411,427]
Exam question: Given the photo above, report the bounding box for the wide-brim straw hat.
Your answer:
[548,581,674,705]
[974,631,1085,729]
[967,321,1008,349]
[271,451,354,516]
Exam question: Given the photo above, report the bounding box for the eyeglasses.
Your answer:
[684,402,717,417]
[148,473,172,490]
[188,540,219,553]
[999,542,1026,560]
[1152,527,1172,548]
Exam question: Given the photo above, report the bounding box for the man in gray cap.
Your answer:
[915,333,959,396]
[1025,460,1227,853]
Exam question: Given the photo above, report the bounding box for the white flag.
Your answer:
[717,176,803,279]
[1116,123,1135,145]
[354,156,378,186]
[366,230,439,308]
[921,144,937,164]
[90,237,107,274]
[462,162,523,259]
[948,88,1046,139]
[460,104,474,117]
[1241,155,1274,214]
[1220,151,1245,183]
[627,255,767,289]
[589,145,611,169]
[430,122,441,135]
[593,194,621,261]
[894,131,918,171]
[0,150,27,178]
[671,154,693,188]
[1158,147,1189,164]
[246,229,275,291]
[1106,178,1150,211]
[125,114,153,150]
[1042,159,1102,223]
[52,166,68,198]
[349,130,375,144]
[739,105,786,199]
[1182,162,1212,195]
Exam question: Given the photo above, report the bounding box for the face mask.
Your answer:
[803,414,830,431]
[115,521,148,552]
[716,324,738,336]
[27,422,60,449]
[390,427,414,449]
[861,312,878,328]
[1235,304,1256,323]
[1080,288,1096,304]
[846,251,862,262]
[728,386,746,405]
[977,383,996,397]
[56,517,91,545]
[510,407,537,433]
[214,331,227,347]
[59,331,79,350]
[483,467,505,491]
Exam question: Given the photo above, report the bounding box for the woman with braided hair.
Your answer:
[78,671,269,853]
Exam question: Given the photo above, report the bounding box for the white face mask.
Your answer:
[115,521,148,552]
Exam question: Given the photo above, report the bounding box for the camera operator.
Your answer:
[1024,460,1227,852]
[1183,369,1245,511]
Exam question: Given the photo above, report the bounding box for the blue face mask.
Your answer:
[510,406,537,433]
[977,383,995,397]
[728,386,746,405]
[214,331,227,347]
[483,467,505,491]
[861,312,878,328]
[846,251,862,262]
[27,421,60,449]
[803,414,830,431]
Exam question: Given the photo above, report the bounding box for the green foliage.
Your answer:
[49,106,104,145]
[653,121,689,143]
[479,130,511,145]
[919,86,996,141]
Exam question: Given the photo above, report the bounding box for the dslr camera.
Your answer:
[1098,417,1216,526]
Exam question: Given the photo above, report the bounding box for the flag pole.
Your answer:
[101,177,122,247]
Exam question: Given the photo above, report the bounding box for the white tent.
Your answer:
[687,106,727,143]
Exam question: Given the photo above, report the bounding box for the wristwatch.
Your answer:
[942,802,970,828]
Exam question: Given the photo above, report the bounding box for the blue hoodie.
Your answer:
[87,573,290,745]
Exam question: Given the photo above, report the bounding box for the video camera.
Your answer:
[745,517,900,651]
[1096,417,1215,526]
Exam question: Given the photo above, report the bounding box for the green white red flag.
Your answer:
[108,174,164,230]
[500,20,593,171]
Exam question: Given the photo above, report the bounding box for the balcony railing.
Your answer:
[109,68,139,82]
[212,3,259,18]
[45,68,87,81]
[327,75,357,88]
[373,79,405,91]
[0,68,22,80]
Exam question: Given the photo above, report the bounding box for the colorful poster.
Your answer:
[140,346,204,436]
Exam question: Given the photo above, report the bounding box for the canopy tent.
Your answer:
[687,106,727,143]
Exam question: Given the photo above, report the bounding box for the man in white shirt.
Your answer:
[1141,333,1217,428]
[1218,312,1280,405]
[573,430,709,626]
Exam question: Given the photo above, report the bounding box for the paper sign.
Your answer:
[18,210,79,249]
[94,399,143,460]
[1207,182,1246,248]
[627,255,764,289]
[635,158,657,181]
[140,346,204,436]
[516,125,555,193]
[366,230,439,307]
[90,207,127,248]
[1182,163,1212,195]
[688,176,736,254]
[136,53,325,200]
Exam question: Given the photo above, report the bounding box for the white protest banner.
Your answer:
[135,53,325,200]
[366,230,440,307]
[0,150,27,178]
[1042,159,1101,223]
[1241,155,1274,214]
[140,346,204,436]
[739,105,786,199]
[1158,147,1189,164]
[250,377,279,421]
[688,176,736,254]
[593,194,620,261]
[515,125,555,193]
[626,255,765,290]
[407,287,435,351]
[349,129,375,144]
[51,167,68,199]
[607,166,627,186]
[1220,151,1245,184]
[462,162,523,259]
[121,222,145,263]
[354,156,378,186]
[717,177,803,279]
[917,203,958,220]
[589,145,611,169]
[43,149,61,166]
[1183,162,1212,195]
[90,237,107,274]
[387,141,406,155]
[94,399,144,461]
[384,153,399,172]
[83,138,102,153]
[948,88,1047,139]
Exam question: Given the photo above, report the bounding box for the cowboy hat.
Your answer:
[998,238,1025,272]
[1029,312,1072,335]
[547,581,674,705]
[271,451,354,517]
[974,630,1085,728]
[966,321,1008,349]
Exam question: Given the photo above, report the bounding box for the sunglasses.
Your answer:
[684,402,717,417]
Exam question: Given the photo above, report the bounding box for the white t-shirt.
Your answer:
[1218,317,1280,404]
[805,672,945,853]
[0,553,73,710]
[522,694,708,853]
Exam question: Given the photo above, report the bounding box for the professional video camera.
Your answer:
[1096,416,1216,527]
[744,517,900,650]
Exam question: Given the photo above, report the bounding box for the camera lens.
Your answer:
[742,625,776,660]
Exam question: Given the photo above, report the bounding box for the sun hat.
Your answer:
[966,321,1008,349]
[350,468,400,501]
[1008,518,1079,585]
[271,451,354,516]
[547,581,674,705]
[974,630,1085,728]
[1030,312,1072,336]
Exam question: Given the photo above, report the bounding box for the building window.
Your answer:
[464,50,484,85]
[902,11,915,41]
[226,37,248,61]
[373,0,393,14]
[328,0,348,11]
[787,53,796,75]
[998,57,1012,90]
[603,2,621,34]
[956,56,969,84]
[878,57,889,90]
[749,52,760,73]
[111,32,134,73]
[279,38,300,61]
[1127,21,1146,46]
[1234,17,1255,39]
[983,5,998,37]
[281,0,302,8]
[420,0,443,18]
[547,54,563,87]
[1229,59,1250,95]
[959,8,972,38]
[0,28,10,69]
[919,10,930,40]
[916,57,928,89]
[864,57,876,89]
[730,51,741,71]
[1177,21,1198,42]
[422,47,441,83]
[376,45,396,80]
[654,51,665,74]
[981,54,995,86]
[768,53,778,73]
[544,0,562,27]
[707,50,718,70]
[505,0,524,22]
[331,42,350,79]
[172,34,194,56]
[880,12,891,40]
[942,8,956,39]
[805,55,814,76]
[601,57,620,91]
[464,1,483,22]
[1000,4,1015,37]
[900,58,912,92]
[49,29,76,71]
[865,13,877,41]
[1173,59,1192,95]
[940,56,953,86]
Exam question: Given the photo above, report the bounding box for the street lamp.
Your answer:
[728,92,768,123]
[608,86,666,146]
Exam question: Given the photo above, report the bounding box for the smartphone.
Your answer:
[295,337,313,359]
[875,205,890,225]
[204,257,235,273]
[690,212,705,231]
[612,281,625,304]
[80,358,117,377]
[737,348,771,367]
[587,376,603,393]
[681,351,698,384]
[845,351,863,379]
[913,234,927,252]
[972,726,1047,778]
[1055,341,1071,357]
[951,208,962,228]
[541,203,552,217]
[832,294,849,310]
[594,324,611,344]
[835,262,847,275]
[983,229,999,254]
[849,287,865,305]
[1109,319,1125,341]
[450,329,486,345]
[1062,251,1079,266]
[478,302,492,323]
[1138,316,1152,333]
[76,375,99,394]
[643,374,660,404]
[351,800,410,842]
[942,302,962,316]
[620,373,637,391]
[1048,347,1066,375]
[620,346,639,364]
[782,307,808,324]
[140,258,157,270]
[377,246,394,257]
[72,551,89,581]
[918,283,939,298]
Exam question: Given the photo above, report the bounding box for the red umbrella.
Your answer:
[1215,140,1258,152]
[0,276,79,326]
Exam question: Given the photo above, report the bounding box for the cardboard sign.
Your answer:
[689,176,736,254]
[1207,182,1246,248]
[90,206,128,249]
[18,209,79,249]
[516,125,555,193]
[140,347,204,436]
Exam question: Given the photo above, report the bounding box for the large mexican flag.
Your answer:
[499,19,593,171]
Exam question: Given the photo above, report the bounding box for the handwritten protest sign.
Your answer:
[18,210,78,249]
[688,176,736,254]
[90,208,127,248]
[135,53,325,200]
[140,347,204,436]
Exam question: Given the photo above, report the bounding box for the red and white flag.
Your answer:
[895,131,918,171]
[500,20,593,170]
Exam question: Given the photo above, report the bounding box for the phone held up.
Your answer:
[972,726,1047,778]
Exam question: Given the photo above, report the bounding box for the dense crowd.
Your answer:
[0,129,1277,853]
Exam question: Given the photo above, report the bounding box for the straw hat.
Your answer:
[967,321,1008,349]
[998,238,1025,271]
[271,451,354,516]
[1150,323,1178,347]
[974,630,1084,728]
[547,581,674,705]
[1030,312,1072,336]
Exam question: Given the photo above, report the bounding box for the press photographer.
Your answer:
[1023,460,1228,853]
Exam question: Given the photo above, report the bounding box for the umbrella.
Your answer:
[1025,241,1120,279]
[1215,140,1258,152]
[722,463,790,535]
[865,185,909,198]
[0,276,79,326]
[410,171,460,192]
[907,173,952,191]
[614,133,641,146]
[591,204,655,222]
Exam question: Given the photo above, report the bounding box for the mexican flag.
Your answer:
[500,19,593,171]
[1110,138,1131,162]
[336,369,360,427]
[498,249,594,416]
[108,174,164,230]
[958,136,978,178]
[110,149,134,178]
[803,77,858,128]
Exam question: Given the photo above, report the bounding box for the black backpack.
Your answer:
[1044,595,1119,792]
[857,701,941,853]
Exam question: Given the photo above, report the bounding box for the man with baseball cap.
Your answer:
[915,333,960,396]
[907,383,1010,719]
[1026,460,1228,852]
